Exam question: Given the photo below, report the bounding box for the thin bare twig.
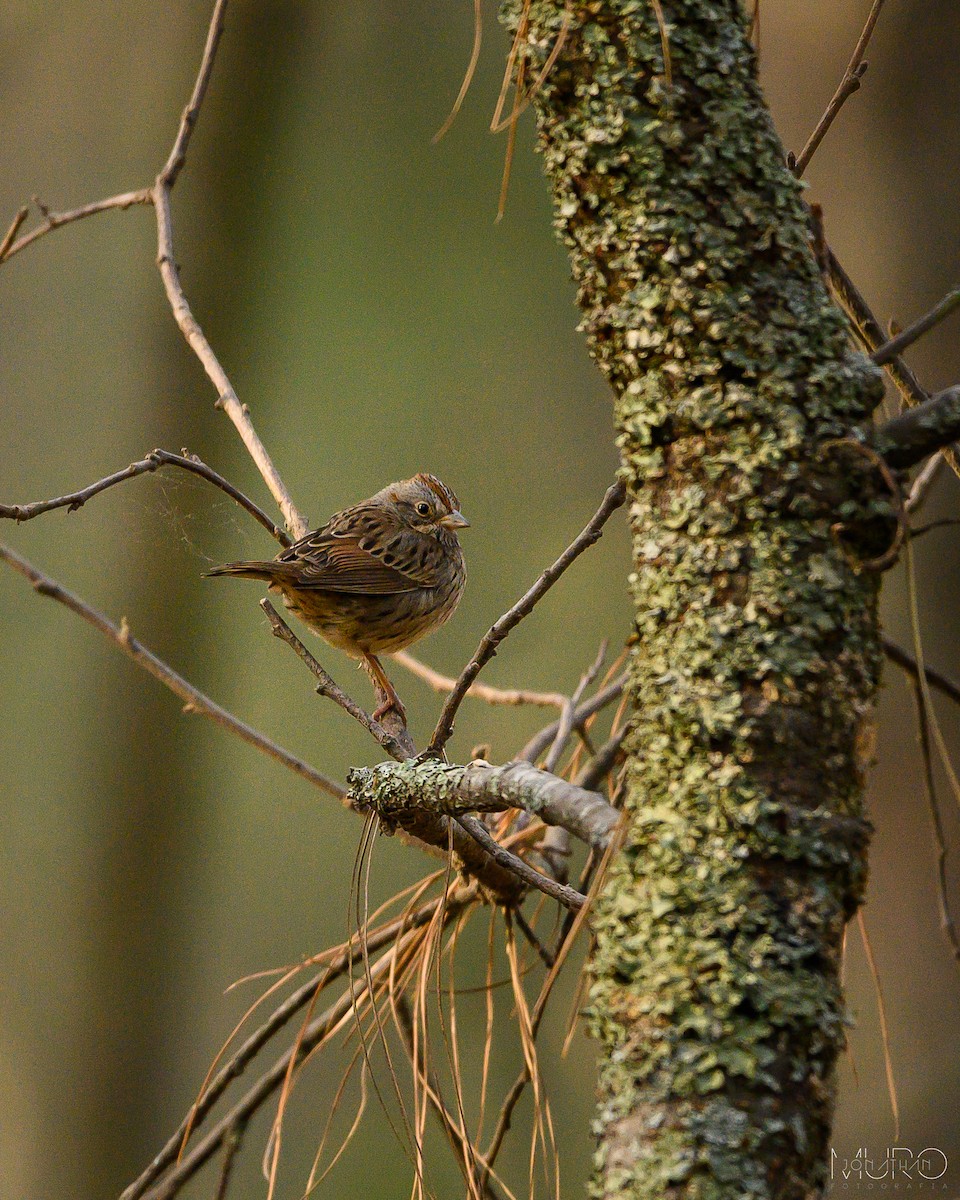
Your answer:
[543,641,607,774]
[260,599,415,760]
[428,481,626,756]
[792,0,885,176]
[392,650,568,711]
[455,815,586,911]
[0,189,152,265]
[0,447,290,545]
[873,283,960,367]
[909,681,960,966]
[0,205,28,260]
[159,0,228,188]
[513,909,556,969]
[0,543,345,800]
[574,727,628,792]
[150,0,308,540]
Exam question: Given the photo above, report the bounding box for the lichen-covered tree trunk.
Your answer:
[502,3,887,1197]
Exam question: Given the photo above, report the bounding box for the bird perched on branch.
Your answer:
[206,473,468,722]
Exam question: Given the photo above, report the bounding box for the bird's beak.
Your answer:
[439,510,470,530]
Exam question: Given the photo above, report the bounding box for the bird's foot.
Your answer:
[373,693,406,725]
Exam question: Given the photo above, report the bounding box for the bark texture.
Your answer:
[501,3,887,1197]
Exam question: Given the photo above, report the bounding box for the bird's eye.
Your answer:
[416,502,431,516]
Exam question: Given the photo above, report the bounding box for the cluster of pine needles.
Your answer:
[124,650,631,1200]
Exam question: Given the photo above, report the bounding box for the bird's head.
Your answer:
[384,474,470,538]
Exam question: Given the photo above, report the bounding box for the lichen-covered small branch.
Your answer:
[348,757,619,849]
[503,3,887,1197]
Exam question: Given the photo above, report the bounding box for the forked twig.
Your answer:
[428,481,626,755]
[3,0,308,540]
[150,0,309,539]
[0,189,152,265]
[519,672,628,764]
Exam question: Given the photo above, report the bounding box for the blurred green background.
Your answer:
[1,2,959,1197]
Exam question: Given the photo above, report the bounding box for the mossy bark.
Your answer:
[500,3,886,1197]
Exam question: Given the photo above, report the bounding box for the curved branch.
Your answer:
[792,0,885,177]
[0,447,291,545]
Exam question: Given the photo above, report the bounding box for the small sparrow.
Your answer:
[206,473,468,721]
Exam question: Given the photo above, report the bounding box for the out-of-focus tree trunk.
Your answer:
[503,3,887,1195]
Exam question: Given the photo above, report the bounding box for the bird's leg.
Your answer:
[362,653,407,725]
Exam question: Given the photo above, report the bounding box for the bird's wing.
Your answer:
[275,505,443,594]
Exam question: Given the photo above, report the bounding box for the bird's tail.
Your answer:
[204,560,278,582]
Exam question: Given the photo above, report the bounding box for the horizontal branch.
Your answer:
[0,447,290,545]
[427,480,627,755]
[0,542,345,799]
[873,386,960,470]
[1,544,543,903]
[391,649,568,710]
[348,758,620,850]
